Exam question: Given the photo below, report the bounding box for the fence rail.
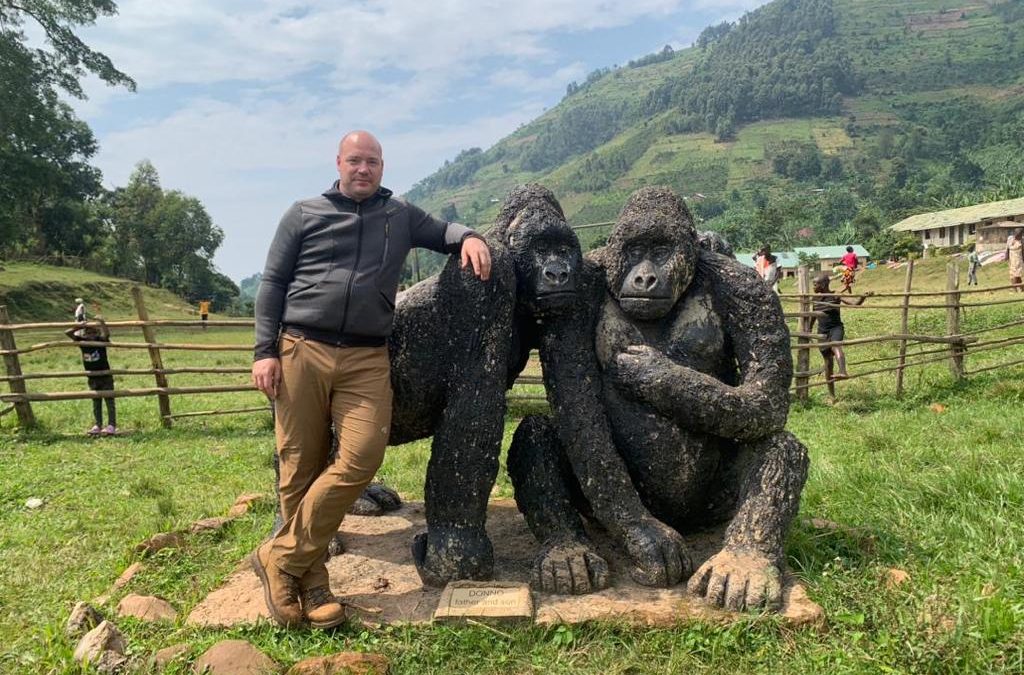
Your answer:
[3,269,1024,428]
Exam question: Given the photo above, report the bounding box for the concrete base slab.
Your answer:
[187,500,822,628]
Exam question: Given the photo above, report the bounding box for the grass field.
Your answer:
[1,257,1023,673]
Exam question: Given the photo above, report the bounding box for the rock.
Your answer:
[929,403,947,413]
[66,601,104,638]
[227,493,268,518]
[372,577,389,591]
[117,593,178,622]
[884,568,911,588]
[781,582,825,629]
[95,562,145,605]
[154,643,189,670]
[193,640,278,674]
[25,497,44,509]
[190,517,231,534]
[286,653,390,675]
[136,531,185,555]
[73,620,127,672]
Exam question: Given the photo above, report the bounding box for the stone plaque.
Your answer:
[433,581,534,623]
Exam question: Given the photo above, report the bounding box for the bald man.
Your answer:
[251,131,491,628]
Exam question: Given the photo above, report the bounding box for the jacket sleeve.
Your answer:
[407,202,478,254]
[254,202,303,360]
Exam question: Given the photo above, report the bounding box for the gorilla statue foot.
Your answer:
[411,525,494,587]
[532,540,610,595]
[348,482,403,516]
[687,547,783,612]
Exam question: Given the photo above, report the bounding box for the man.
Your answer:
[251,130,491,628]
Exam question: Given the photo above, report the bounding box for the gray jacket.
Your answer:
[254,182,476,359]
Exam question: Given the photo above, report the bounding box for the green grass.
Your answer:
[2,257,1024,672]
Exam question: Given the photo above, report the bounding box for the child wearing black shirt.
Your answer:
[65,320,117,435]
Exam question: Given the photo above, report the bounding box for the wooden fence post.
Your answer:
[794,266,811,401]
[0,305,36,428]
[946,263,964,380]
[895,259,915,397]
[132,287,173,428]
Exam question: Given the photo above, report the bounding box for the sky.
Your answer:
[70,0,771,281]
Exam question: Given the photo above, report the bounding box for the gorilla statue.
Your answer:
[509,186,809,611]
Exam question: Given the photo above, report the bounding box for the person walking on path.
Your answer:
[250,130,492,629]
[809,274,872,402]
[839,246,858,294]
[1008,229,1023,292]
[65,319,117,435]
[967,244,981,287]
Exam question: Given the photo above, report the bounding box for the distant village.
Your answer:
[738,196,1024,275]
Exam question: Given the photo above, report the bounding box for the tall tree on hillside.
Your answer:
[0,0,134,255]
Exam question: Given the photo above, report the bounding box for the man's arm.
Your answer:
[252,203,303,398]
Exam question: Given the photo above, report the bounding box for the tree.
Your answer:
[0,0,134,254]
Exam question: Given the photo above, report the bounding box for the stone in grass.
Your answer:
[153,643,189,670]
[95,562,145,605]
[136,531,185,556]
[117,594,178,622]
[189,517,232,534]
[287,652,390,675]
[193,640,278,674]
[884,568,911,588]
[433,581,533,623]
[25,497,44,509]
[73,620,127,673]
[66,601,104,638]
[227,492,269,518]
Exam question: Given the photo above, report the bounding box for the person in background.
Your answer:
[753,245,770,280]
[809,274,873,403]
[839,246,858,294]
[761,251,780,294]
[65,318,117,435]
[74,297,86,323]
[198,299,211,329]
[1009,229,1023,293]
[967,244,981,287]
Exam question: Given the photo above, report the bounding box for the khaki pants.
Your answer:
[268,334,392,583]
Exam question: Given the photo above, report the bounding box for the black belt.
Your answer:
[282,325,385,348]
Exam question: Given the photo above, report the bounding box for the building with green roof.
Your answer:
[889,197,1024,251]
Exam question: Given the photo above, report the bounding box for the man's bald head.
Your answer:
[336,130,384,201]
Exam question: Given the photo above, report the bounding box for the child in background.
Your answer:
[809,274,873,402]
[967,244,981,286]
[65,319,117,435]
[73,297,86,323]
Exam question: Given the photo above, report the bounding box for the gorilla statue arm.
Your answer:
[610,249,791,441]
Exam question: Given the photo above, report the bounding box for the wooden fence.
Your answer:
[2,267,1024,428]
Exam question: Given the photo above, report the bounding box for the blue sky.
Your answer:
[72,0,770,281]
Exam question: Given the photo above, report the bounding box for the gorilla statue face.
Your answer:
[493,184,582,317]
[606,187,697,321]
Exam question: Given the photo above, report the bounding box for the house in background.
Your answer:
[976,221,1022,253]
[889,197,1024,250]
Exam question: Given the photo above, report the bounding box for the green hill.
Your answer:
[404,0,1024,269]
[0,262,202,323]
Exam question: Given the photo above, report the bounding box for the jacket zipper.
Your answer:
[380,215,391,270]
[340,202,363,334]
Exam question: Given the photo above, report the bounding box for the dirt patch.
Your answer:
[188,500,822,628]
[905,7,980,32]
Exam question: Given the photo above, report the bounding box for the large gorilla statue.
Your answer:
[509,186,809,611]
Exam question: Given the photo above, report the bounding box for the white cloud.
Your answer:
[70,0,773,279]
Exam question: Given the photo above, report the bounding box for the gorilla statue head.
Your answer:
[490,184,581,317]
[604,186,698,321]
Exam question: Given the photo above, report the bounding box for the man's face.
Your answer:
[336,134,384,201]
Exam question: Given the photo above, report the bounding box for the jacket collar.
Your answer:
[323,181,393,207]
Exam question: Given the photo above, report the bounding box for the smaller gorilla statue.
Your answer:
[509,187,808,611]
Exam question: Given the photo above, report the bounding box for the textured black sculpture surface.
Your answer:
[509,187,809,610]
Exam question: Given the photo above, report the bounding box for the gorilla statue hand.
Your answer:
[687,548,784,611]
[621,517,693,587]
[610,345,678,400]
[532,541,611,595]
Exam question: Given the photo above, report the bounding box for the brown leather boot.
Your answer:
[250,542,303,627]
[301,585,346,628]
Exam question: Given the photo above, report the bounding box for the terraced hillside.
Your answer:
[404,0,1024,271]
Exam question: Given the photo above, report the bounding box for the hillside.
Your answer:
[404,0,1024,271]
[0,262,203,323]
